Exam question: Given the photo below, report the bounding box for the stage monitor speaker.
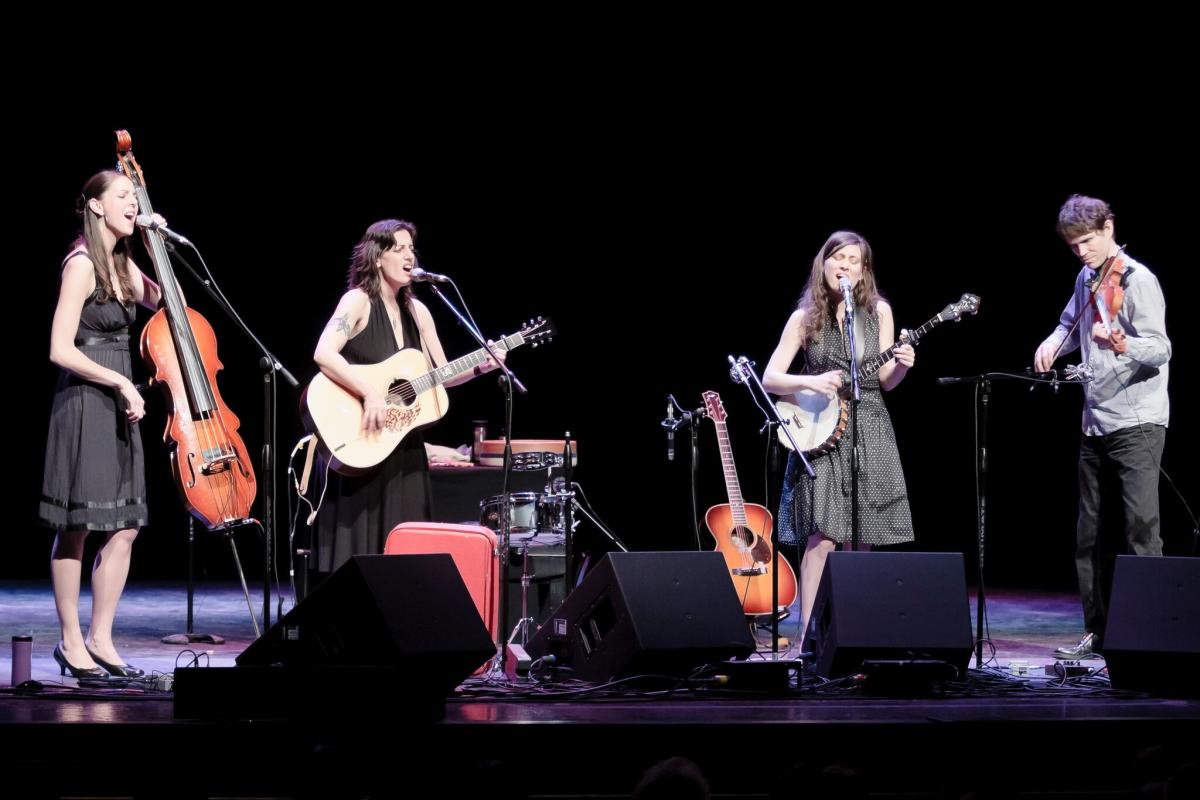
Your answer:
[525,551,756,682]
[1104,555,1200,696]
[237,554,495,692]
[810,552,973,680]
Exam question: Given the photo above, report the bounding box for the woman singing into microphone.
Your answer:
[310,219,501,575]
[762,230,916,648]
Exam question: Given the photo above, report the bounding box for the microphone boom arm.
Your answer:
[728,356,814,479]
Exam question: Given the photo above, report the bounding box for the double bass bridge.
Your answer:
[200,451,239,475]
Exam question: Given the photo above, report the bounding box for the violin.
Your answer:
[114,131,257,529]
[1087,252,1128,355]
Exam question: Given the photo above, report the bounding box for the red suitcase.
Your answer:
[383,522,499,642]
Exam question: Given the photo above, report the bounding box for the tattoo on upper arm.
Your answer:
[331,313,353,335]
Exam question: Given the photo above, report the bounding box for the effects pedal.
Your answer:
[1044,660,1093,678]
[505,644,532,679]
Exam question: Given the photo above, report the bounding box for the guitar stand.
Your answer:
[161,515,263,645]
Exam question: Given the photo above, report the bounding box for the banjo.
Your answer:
[776,293,980,455]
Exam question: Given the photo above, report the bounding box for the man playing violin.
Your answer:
[1033,195,1171,659]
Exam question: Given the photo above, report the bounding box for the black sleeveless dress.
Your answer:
[39,265,148,532]
[315,294,433,572]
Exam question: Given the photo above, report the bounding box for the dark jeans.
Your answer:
[1076,424,1166,640]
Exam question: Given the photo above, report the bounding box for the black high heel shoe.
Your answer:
[84,644,144,678]
[52,644,109,680]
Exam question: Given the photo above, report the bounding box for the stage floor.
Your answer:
[1,580,1196,798]
[0,579,1111,680]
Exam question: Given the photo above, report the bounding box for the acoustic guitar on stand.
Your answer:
[701,391,798,615]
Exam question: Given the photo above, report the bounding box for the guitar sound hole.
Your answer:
[732,526,754,550]
[387,380,417,406]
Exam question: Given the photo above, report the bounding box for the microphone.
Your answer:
[665,403,675,461]
[135,214,191,246]
[410,267,451,284]
[838,275,854,312]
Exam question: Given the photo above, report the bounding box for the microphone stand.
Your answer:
[935,368,1091,668]
[560,432,574,601]
[420,280,526,676]
[568,484,629,553]
[729,356,814,658]
[665,395,706,551]
[163,240,299,636]
[841,289,861,551]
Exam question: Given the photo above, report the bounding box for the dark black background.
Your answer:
[9,61,1196,594]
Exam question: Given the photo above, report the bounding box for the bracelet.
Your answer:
[473,365,482,377]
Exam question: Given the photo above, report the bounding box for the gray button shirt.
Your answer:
[1044,254,1170,436]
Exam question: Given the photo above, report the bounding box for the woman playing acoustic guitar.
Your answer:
[312,220,501,574]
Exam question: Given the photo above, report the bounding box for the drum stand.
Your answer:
[505,458,568,648]
[508,542,536,646]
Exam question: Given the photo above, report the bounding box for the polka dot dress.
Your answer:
[777,309,914,548]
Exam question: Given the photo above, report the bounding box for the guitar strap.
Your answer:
[407,296,438,370]
[852,312,866,364]
[298,434,317,496]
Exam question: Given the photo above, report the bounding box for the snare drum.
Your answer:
[479,492,558,536]
[537,493,566,535]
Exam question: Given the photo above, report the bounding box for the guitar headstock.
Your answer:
[518,316,557,347]
[701,391,726,423]
[942,293,981,321]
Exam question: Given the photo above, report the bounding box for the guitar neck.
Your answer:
[860,310,946,378]
[713,420,749,526]
[408,331,523,395]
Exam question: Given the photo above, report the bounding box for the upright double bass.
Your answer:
[115,131,256,529]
